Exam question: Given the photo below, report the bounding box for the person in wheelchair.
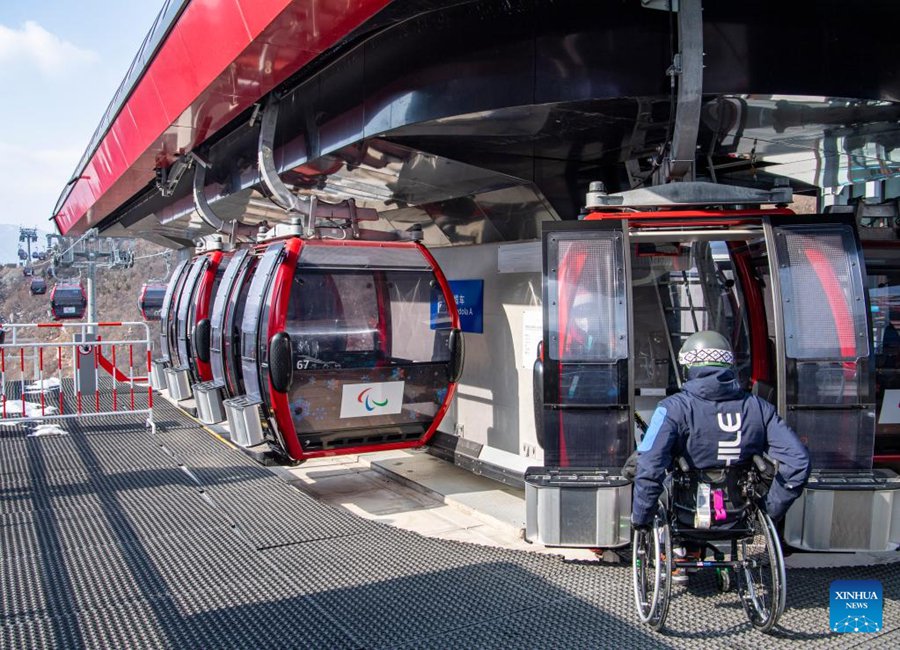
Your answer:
[630,331,810,577]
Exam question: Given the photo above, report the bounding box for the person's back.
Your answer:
[631,331,811,530]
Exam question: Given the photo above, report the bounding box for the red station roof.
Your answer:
[53,0,390,237]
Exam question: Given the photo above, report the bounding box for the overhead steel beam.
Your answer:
[666,0,703,181]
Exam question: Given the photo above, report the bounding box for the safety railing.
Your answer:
[0,321,154,431]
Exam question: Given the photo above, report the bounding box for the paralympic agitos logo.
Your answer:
[357,387,389,411]
[340,381,404,419]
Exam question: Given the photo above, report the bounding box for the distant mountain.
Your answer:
[0,224,52,265]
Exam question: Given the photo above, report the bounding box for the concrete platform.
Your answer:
[275,449,597,562]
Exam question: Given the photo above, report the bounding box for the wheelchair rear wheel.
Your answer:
[736,509,786,632]
[632,518,672,631]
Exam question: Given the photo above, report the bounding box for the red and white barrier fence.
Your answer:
[0,321,154,430]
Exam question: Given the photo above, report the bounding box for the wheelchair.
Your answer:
[632,455,787,633]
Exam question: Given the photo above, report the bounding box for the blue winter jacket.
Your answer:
[631,366,811,526]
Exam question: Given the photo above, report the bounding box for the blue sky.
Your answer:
[0,1,164,233]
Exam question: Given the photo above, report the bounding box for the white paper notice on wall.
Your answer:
[879,389,900,424]
[340,381,405,418]
[522,310,543,369]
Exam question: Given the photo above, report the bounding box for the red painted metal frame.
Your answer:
[729,244,772,385]
[266,237,304,460]
[192,250,224,381]
[55,0,391,237]
[263,238,460,461]
[416,241,461,447]
[583,208,795,222]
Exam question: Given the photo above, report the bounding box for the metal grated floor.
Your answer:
[1,397,898,649]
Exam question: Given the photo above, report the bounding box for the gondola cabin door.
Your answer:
[540,220,633,470]
[759,216,886,551]
[526,220,634,548]
[754,216,874,470]
[530,209,887,551]
[539,214,874,468]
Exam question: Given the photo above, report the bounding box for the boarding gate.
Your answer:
[0,321,154,431]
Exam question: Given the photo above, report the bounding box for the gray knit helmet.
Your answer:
[677,330,734,369]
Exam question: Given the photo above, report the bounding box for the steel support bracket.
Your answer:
[154,155,192,197]
[190,152,260,241]
[190,153,225,232]
[257,96,316,236]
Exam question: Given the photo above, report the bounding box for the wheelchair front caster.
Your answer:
[715,568,731,593]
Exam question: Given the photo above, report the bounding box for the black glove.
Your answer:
[622,450,639,482]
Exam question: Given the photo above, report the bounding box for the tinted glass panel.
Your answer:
[176,258,206,368]
[160,259,189,361]
[298,245,432,270]
[287,365,445,438]
[775,225,869,360]
[558,365,622,406]
[225,257,258,397]
[789,360,862,405]
[210,250,247,386]
[548,235,627,362]
[541,408,630,467]
[145,287,165,301]
[53,289,83,304]
[864,254,900,453]
[284,269,449,369]
[240,244,283,400]
[787,408,874,470]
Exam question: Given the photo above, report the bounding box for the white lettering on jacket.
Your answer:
[716,412,742,466]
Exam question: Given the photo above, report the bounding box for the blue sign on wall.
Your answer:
[431,279,484,333]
